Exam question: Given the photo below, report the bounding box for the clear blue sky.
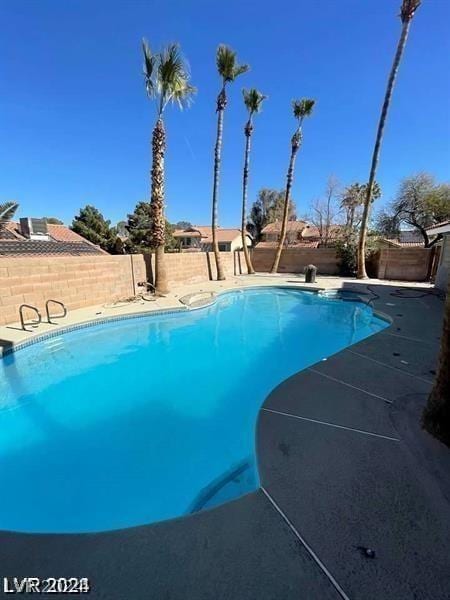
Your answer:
[1,0,449,228]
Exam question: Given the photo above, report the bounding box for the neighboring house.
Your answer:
[426,220,450,291]
[0,217,107,256]
[257,220,345,248]
[173,226,252,252]
[256,240,320,249]
[261,220,309,245]
[317,224,347,246]
[377,229,425,248]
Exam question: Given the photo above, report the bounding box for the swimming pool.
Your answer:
[0,287,388,533]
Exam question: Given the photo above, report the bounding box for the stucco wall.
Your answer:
[0,255,146,326]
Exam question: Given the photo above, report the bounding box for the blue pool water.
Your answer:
[0,288,388,533]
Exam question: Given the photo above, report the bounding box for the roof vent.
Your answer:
[20,218,50,241]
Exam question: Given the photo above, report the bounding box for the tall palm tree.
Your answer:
[241,88,266,275]
[357,0,421,279]
[142,41,195,294]
[211,45,249,280]
[0,201,19,229]
[270,98,315,274]
[422,279,450,447]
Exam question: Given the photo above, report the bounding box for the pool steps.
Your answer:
[2,286,390,359]
[178,291,216,309]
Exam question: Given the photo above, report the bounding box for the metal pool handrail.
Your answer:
[45,299,67,324]
[19,304,42,332]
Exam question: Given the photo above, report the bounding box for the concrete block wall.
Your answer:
[0,247,434,327]
[0,255,146,326]
[374,248,432,281]
[144,251,245,286]
[252,248,340,275]
[0,252,244,327]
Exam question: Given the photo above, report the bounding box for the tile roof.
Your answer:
[301,224,320,238]
[47,224,91,243]
[261,221,307,234]
[173,229,202,238]
[397,230,423,243]
[0,222,26,240]
[261,221,345,241]
[379,231,425,247]
[172,226,249,244]
[0,221,106,256]
[325,224,347,239]
[0,240,105,256]
[255,240,320,249]
[0,226,19,241]
[379,238,425,248]
[206,228,244,244]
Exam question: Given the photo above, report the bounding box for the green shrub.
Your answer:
[335,234,378,277]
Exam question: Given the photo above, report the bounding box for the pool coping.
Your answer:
[0,279,448,599]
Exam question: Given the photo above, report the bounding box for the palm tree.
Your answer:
[422,279,450,447]
[270,98,315,274]
[342,183,365,231]
[241,88,267,275]
[357,0,421,279]
[142,41,195,293]
[0,201,19,229]
[342,182,381,232]
[211,45,249,280]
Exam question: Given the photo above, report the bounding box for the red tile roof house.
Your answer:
[0,218,107,256]
[256,220,346,249]
[173,225,252,252]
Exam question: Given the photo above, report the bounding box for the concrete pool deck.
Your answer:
[0,276,449,599]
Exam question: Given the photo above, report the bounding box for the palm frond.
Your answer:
[292,98,315,121]
[142,41,195,114]
[243,88,267,114]
[233,64,249,79]
[0,201,19,227]
[159,44,196,111]
[216,45,235,80]
[171,82,197,110]
[400,0,421,23]
[216,44,249,83]
[142,39,156,98]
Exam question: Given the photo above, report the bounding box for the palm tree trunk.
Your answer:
[151,118,169,294]
[211,89,226,281]
[324,189,332,247]
[348,206,355,231]
[357,19,412,279]
[241,119,255,274]
[422,279,450,447]
[270,145,299,274]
